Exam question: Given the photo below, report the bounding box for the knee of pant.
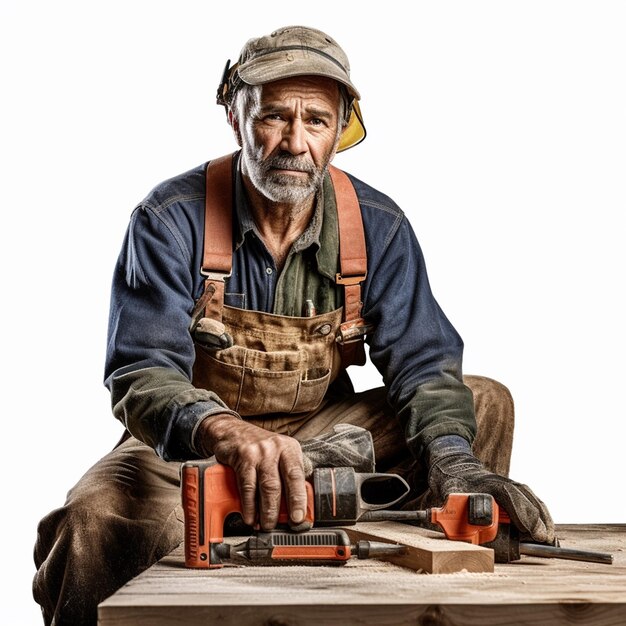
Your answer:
[489,377,513,409]
[58,485,140,552]
[33,488,134,592]
[468,375,514,409]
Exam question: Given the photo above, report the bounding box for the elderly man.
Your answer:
[33,25,554,625]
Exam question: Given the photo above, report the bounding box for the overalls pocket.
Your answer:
[193,344,331,415]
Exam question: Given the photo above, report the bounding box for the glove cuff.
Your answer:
[425,434,472,466]
[299,424,376,478]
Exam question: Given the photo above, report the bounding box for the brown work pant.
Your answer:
[32,375,513,625]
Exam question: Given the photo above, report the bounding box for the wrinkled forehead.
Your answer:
[255,76,341,111]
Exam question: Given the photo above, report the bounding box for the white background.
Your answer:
[2,1,625,623]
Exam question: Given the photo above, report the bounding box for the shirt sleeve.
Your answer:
[362,212,476,460]
[104,203,237,461]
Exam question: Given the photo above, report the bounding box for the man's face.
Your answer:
[236,76,342,204]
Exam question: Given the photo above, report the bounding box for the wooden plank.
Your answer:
[98,524,626,626]
[341,521,494,573]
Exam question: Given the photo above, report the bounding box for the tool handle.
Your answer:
[243,529,353,564]
[181,460,315,568]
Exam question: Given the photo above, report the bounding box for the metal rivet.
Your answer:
[266,267,273,275]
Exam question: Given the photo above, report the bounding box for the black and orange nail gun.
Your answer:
[181,459,613,568]
[181,460,411,567]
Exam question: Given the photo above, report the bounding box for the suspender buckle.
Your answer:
[200,269,231,282]
[335,272,366,286]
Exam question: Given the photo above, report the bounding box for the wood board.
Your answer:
[98,524,626,626]
[342,520,494,573]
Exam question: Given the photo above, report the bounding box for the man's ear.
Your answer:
[228,109,243,147]
[327,126,344,165]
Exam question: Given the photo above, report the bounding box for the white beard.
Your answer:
[242,148,326,204]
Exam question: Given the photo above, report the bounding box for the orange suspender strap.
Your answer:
[190,154,234,327]
[329,165,369,367]
[193,154,370,366]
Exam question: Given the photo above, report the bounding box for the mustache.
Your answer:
[264,154,317,174]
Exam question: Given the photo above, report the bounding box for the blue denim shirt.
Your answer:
[104,152,475,461]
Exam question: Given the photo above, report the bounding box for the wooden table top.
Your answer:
[99,524,626,626]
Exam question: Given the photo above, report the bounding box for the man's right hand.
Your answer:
[195,413,308,531]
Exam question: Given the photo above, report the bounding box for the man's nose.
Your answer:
[280,118,307,155]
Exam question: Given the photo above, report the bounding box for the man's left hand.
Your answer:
[426,435,556,544]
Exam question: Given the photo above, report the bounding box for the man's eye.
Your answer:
[264,114,283,121]
[310,118,325,126]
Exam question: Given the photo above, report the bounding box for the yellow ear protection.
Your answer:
[337,101,365,152]
[216,60,366,153]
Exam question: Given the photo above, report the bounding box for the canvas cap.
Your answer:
[232,25,366,151]
[237,25,360,100]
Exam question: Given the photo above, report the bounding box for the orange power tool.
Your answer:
[181,459,412,568]
[360,492,613,565]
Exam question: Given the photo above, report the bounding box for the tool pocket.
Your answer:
[193,344,331,415]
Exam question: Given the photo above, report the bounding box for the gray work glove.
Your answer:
[425,435,556,544]
[299,424,375,477]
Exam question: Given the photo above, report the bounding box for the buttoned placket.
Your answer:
[233,166,327,316]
